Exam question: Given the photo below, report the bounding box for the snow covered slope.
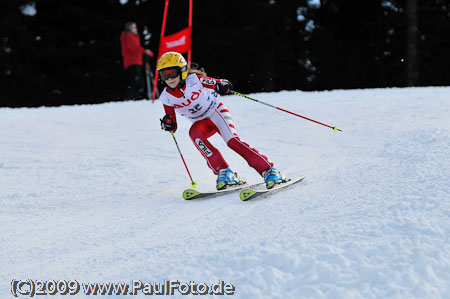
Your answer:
[1,87,449,298]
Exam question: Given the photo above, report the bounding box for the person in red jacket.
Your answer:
[120,22,154,100]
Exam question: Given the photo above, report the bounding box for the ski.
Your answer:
[239,176,307,201]
[183,182,265,200]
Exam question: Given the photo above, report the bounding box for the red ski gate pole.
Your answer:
[231,90,342,132]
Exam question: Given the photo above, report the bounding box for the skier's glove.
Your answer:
[160,115,177,132]
[215,79,233,95]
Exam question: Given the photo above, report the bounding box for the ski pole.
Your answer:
[144,61,152,101]
[170,131,197,188]
[231,90,342,132]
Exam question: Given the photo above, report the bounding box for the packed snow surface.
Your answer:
[1,87,449,298]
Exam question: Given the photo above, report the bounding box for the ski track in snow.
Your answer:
[1,87,450,298]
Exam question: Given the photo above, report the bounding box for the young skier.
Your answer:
[157,51,287,190]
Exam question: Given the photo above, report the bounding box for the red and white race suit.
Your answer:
[159,73,273,175]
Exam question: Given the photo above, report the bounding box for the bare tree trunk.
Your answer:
[376,0,386,86]
[406,0,419,86]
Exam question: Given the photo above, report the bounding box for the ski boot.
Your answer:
[263,167,287,189]
[216,168,244,190]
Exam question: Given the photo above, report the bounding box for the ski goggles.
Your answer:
[159,67,180,80]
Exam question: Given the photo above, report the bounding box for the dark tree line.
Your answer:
[1,0,449,107]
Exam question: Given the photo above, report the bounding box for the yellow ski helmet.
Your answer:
[157,52,188,80]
